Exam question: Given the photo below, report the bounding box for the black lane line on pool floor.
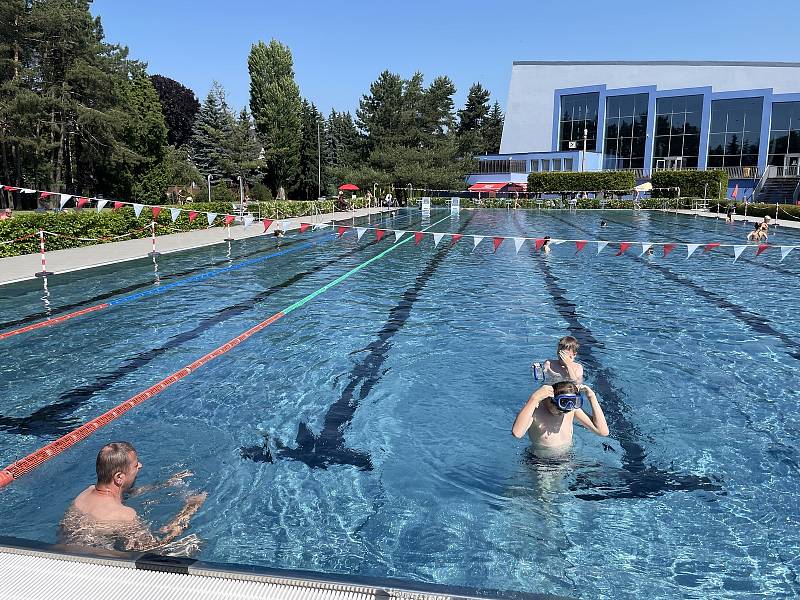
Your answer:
[548,213,800,362]
[513,212,722,501]
[243,212,475,470]
[0,214,399,332]
[0,215,420,437]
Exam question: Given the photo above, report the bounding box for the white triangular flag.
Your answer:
[686,243,701,259]
[170,208,180,222]
[314,222,330,230]
[279,220,289,231]
[133,203,144,217]
[394,230,406,243]
[207,212,217,226]
[513,237,526,253]
[780,246,794,262]
[549,239,565,245]
[21,188,35,193]
[597,241,608,255]
[243,215,254,229]
[433,232,445,247]
[59,194,71,209]
[733,245,747,262]
[356,227,367,240]
[96,199,108,212]
[639,242,652,257]
[473,235,484,250]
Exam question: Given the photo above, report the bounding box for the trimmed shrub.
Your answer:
[0,198,378,258]
[527,171,635,193]
[708,201,800,221]
[650,170,728,198]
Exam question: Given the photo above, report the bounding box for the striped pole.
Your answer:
[34,230,53,278]
[148,221,160,257]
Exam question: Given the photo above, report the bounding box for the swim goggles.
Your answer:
[552,393,583,412]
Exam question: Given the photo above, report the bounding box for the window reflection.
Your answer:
[559,93,599,152]
[707,97,763,168]
[768,102,800,166]
[652,94,703,169]
[603,93,648,169]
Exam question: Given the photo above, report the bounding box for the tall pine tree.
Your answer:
[248,39,301,195]
[190,81,235,180]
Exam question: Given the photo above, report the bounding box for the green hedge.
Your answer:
[650,170,728,198]
[0,199,373,258]
[527,171,635,193]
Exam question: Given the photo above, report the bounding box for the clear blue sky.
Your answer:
[91,0,800,117]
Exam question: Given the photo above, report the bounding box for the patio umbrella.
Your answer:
[338,183,359,191]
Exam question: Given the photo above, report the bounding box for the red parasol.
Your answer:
[338,183,359,191]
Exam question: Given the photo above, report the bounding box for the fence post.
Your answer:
[34,229,53,278]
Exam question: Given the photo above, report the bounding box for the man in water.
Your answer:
[512,380,609,455]
[59,441,206,553]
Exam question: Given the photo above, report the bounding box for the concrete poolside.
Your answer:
[667,207,800,229]
[0,207,390,286]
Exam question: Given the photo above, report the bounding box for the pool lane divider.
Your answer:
[0,215,452,488]
[0,236,327,342]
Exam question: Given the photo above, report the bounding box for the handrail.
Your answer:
[753,167,774,201]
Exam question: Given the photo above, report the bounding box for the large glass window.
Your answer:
[652,94,703,169]
[707,97,763,168]
[559,92,599,152]
[768,102,800,166]
[603,93,649,169]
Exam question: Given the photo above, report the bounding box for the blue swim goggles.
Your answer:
[552,393,583,412]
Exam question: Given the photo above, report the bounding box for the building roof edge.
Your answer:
[512,60,800,68]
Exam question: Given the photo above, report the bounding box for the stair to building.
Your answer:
[756,176,800,204]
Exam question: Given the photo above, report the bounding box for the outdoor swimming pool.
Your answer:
[0,208,799,599]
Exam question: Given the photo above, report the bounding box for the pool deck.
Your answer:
[666,208,800,229]
[0,537,562,600]
[0,207,391,286]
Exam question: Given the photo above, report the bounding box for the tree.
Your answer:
[456,83,491,157]
[150,74,200,148]
[421,75,456,142]
[248,39,302,195]
[223,108,263,183]
[190,81,235,180]
[326,109,361,170]
[356,70,404,152]
[482,102,504,154]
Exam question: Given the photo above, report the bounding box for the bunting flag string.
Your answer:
[575,240,587,253]
[133,203,144,218]
[170,208,181,223]
[414,231,424,246]
[686,243,701,259]
[597,241,608,255]
[96,200,108,213]
[356,227,367,240]
[394,230,406,243]
[472,235,484,250]
[433,232,445,247]
[513,237,526,253]
[206,212,217,227]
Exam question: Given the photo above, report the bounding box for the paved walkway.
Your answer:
[0,207,390,286]
[667,208,800,229]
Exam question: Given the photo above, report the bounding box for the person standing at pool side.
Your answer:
[59,441,206,552]
[726,203,735,223]
[543,336,584,384]
[512,380,609,453]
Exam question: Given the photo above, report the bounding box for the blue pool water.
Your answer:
[1,209,799,598]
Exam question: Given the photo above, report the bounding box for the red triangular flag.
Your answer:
[414,231,424,246]
[76,197,88,208]
[39,191,53,198]
[337,226,347,238]
[756,244,770,256]
[615,242,631,256]
[113,201,123,211]
[534,238,545,251]
[224,214,235,225]
[376,229,386,241]
[151,206,162,219]
[575,240,587,253]
[451,233,462,245]
[262,218,273,232]
[189,211,198,223]
[3,186,19,191]
[492,237,504,252]
[663,243,676,257]
[299,223,310,233]
[703,242,720,253]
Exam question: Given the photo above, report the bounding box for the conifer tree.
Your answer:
[482,102,504,154]
[190,81,235,180]
[248,39,302,195]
